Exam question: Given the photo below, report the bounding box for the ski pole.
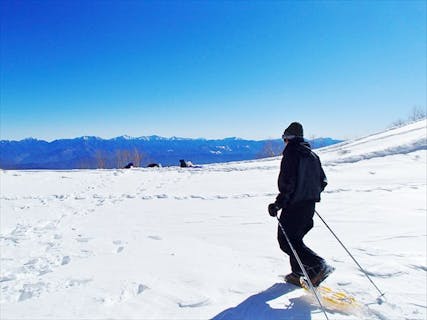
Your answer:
[276,216,330,320]
[315,210,386,302]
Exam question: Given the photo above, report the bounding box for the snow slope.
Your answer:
[1,119,426,320]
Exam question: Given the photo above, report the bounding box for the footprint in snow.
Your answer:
[61,256,71,265]
[365,270,407,278]
[18,282,47,302]
[76,235,92,242]
[0,274,16,283]
[97,283,148,305]
[137,284,148,294]
[178,298,210,308]
[65,278,93,288]
[22,257,52,276]
[113,240,125,253]
[190,195,206,199]
[408,264,427,272]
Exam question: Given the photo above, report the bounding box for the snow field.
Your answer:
[1,119,426,319]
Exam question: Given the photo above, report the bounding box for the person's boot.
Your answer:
[284,272,304,287]
[310,264,335,287]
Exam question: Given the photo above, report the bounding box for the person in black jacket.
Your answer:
[268,122,334,287]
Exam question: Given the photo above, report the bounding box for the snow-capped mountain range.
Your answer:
[0,136,341,169]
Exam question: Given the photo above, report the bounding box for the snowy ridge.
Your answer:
[0,120,426,319]
[318,119,427,164]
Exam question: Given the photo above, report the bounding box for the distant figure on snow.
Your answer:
[179,159,194,168]
[124,162,134,169]
[147,163,160,168]
[268,122,333,287]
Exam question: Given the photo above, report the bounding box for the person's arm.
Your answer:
[275,149,298,209]
[320,163,328,192]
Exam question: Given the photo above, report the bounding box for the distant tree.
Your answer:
[95,150,106,169]
[115,148,145,168]
[390,106,426,129]
[133,148,143,167]
[390,118,406,128]
[409,106,426,122]
[116,149,130,168]
[257,140,280,159]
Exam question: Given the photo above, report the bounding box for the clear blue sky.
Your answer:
[1,1,426,141]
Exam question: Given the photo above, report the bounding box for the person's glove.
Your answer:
[268,203,281,217]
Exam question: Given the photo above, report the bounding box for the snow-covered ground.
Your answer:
[1,119,426,320]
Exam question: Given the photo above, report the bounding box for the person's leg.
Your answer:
[278,204,307,275]
[278,202,324,275]
[294,202,325,276]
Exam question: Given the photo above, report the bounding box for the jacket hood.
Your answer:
[283,138,312,156]
[296,141,313,156]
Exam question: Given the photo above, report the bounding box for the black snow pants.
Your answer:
[277,201,325,276]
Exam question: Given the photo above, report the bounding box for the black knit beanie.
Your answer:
[283,122,304,138]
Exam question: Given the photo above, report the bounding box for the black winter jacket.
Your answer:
[275,138,327,209]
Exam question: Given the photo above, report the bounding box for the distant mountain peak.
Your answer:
[80,136,102,141]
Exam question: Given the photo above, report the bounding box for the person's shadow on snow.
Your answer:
[212,283,313,320]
